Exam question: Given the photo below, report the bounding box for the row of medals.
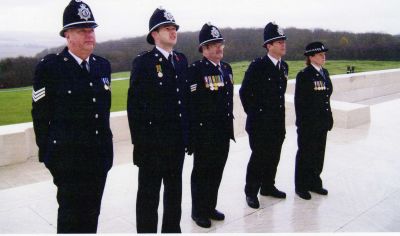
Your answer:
[314,81,328,91]
[203,75,224,91]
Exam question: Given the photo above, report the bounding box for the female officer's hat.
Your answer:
[60,0,98,37]
[304,42,329,56]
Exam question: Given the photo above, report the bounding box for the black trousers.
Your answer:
[245,132,285,197]
[191,140,230,218]
[295,128,327,191]
[136,150,185,233]
[45,143,112,234]
[46,166,107,234]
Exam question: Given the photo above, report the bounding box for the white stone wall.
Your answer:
[1,69,399,166]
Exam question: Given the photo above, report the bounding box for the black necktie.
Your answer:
[81,60,89,74]
[320,69,326,80]
[168,54,175,69]
[217,64,224,83]
[276,61,280,70]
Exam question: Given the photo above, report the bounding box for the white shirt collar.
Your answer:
[311,63,322,72]
[206,58,221,68]
[68,50,90,66]
[156,46,173,59]
[267,53,280,67]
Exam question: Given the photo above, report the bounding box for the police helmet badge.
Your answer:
[77,4,91,21]
[164,11,175,21]
[211,27,220,38]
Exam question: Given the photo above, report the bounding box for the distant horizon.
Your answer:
[1,24,399,59]
[0,0,399,58]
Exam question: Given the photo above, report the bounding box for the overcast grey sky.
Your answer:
[1,0,399,44]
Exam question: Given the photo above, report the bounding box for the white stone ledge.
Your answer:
[1,69,398,166]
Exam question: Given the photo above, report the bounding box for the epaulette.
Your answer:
[136,50,151,57]
[90,54,108,63]
[39,53,57,63]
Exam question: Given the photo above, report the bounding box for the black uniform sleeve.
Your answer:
[127,56,149,145]
[294,70,312,128]
[31,59,53,162]
[185,64,200,155]
[239,62,258,115]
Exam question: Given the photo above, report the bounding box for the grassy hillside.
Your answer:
[1,60,399,126]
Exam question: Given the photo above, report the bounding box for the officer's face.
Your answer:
[65,28,96,56]
[153,25,177,47]
[268,40,286,58]
[203,42,224,63]
[310,52,326,67]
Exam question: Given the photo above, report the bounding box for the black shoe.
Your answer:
[296,190,311,200]
[191,214,211,228]
[260,186,286,199]
[310,188,328,195]
[209,209,225,221]
[246,196,260,209]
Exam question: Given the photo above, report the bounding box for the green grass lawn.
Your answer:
[1,60,399,126]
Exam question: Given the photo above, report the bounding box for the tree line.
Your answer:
[1,27,400,89]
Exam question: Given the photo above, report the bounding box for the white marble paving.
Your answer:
[1,98,400,233]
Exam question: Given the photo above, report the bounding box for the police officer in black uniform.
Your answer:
[239,22,288,209]
[31,0,113,233]
[294,42,333,200]
[186,23,234,228]
[127,7,189,233]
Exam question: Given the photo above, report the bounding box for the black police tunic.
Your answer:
[240,55,288,136]
[31,47,113,173]
[187,58,234,148]
[127,47,189,170]
[294,65,333,191]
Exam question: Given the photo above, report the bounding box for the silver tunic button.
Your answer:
[53,140,57,144]
[259,108,263,112]
[178,100,181,105]
[93,98,96,102]
[96,130,99,135]
[68,90,71,94]
[89,82,93,87]
[149,121,152,125]
[175,75,178,79]
[179,113,182,117]
[176,88,180,92]
[200,123,203,126]
[95,114,99,119]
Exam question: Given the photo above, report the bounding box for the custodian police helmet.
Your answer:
[146,7,180,45]
[263,22,286,46]
[198,23,224,52]
[304,41,329,56]
[60,0,98,37]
